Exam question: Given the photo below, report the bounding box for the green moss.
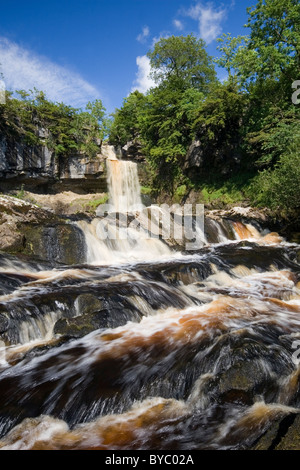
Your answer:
[140,186,152,195]
[86,194,109,210]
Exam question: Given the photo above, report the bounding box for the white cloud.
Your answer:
[0,37,101,108]
[136,26,150,43]
[131,55,156,94]
[185,2,227,44]
[173,19,184,31]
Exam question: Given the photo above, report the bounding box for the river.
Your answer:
[0,150,299,450]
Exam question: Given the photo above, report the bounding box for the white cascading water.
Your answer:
[77,145,273,265]
[106,147,142,213]
[77,145,171,264]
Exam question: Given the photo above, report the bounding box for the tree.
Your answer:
[215,34,255,84]
[216,1,300,87]
[109,91,147,146]
[147,34,216,93]
[85,99,110,141]
[251,135,300,212]
[246,0,300,81]
[215,0,300,172]
[0,89,110,159]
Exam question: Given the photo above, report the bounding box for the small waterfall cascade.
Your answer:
[77,145,279,266]
[106,145,142,213]
[76,145,171,264]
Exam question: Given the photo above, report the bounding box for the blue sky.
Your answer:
[0,0,252,113]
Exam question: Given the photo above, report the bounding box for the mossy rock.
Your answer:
[75,294,103,316]
[54,310,106,339]
[22,223,86,265]
[251,414,300,450]
[54,294,104,339]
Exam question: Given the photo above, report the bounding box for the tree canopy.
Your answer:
[147,34,216,93]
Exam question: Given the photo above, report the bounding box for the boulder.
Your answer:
[0,196,86,265]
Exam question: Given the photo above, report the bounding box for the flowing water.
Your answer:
[106,145,142,212]
[0,151,299,450]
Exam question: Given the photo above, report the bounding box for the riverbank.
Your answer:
[5,188,300,245]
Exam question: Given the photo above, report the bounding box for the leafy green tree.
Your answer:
[215,0,300,174]
[109,91,147,146]
[246,0,300,81]
[216,1,300,87]
[215,34,255,84]
[148,34,216,93]
[85,99,111,141]
[131,35,216,191]
[138,84,206,192]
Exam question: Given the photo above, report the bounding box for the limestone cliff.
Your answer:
[0,133,107,194]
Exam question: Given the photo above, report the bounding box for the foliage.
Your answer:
[15,185,25,200]
[109,91,147,146]
[245,0,300,81]
[147,34,216,93]
[109,35,216,192]
[137,86,202,190]
[140,186,152,195]
[86,194,109,210]
[0,89,109,159]
[1,0,300,220]
[250,136,300,212]
[192,81,247,143]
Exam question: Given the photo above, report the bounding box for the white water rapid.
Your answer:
[0,145,299,451]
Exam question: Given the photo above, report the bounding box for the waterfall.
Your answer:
[76,145,171,264]
[106,146,142,212]
[2,145,299,451]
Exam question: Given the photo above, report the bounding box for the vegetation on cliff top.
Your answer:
[109,0,300,217]
[0,88,110,159]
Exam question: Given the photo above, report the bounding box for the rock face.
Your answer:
[0,196,86,265]
[183,138,242,179]
[121,140,145,162]
[0,134,55,188]
[0,134,107,193]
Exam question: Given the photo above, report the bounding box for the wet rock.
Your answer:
[121,140,144,162]
[183,139,242,179]
[251,413,300,450]
[0,314,9,334]
[0,196,87,265]
[0,196,56,254]
[54,294,104,339]
[22,223,86,265]
[274,414,300,450]
[193,331,294,408]
[216,360,274,405]
[0,272,32,295]
[76,294,103,316]
[54,315,100,339]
